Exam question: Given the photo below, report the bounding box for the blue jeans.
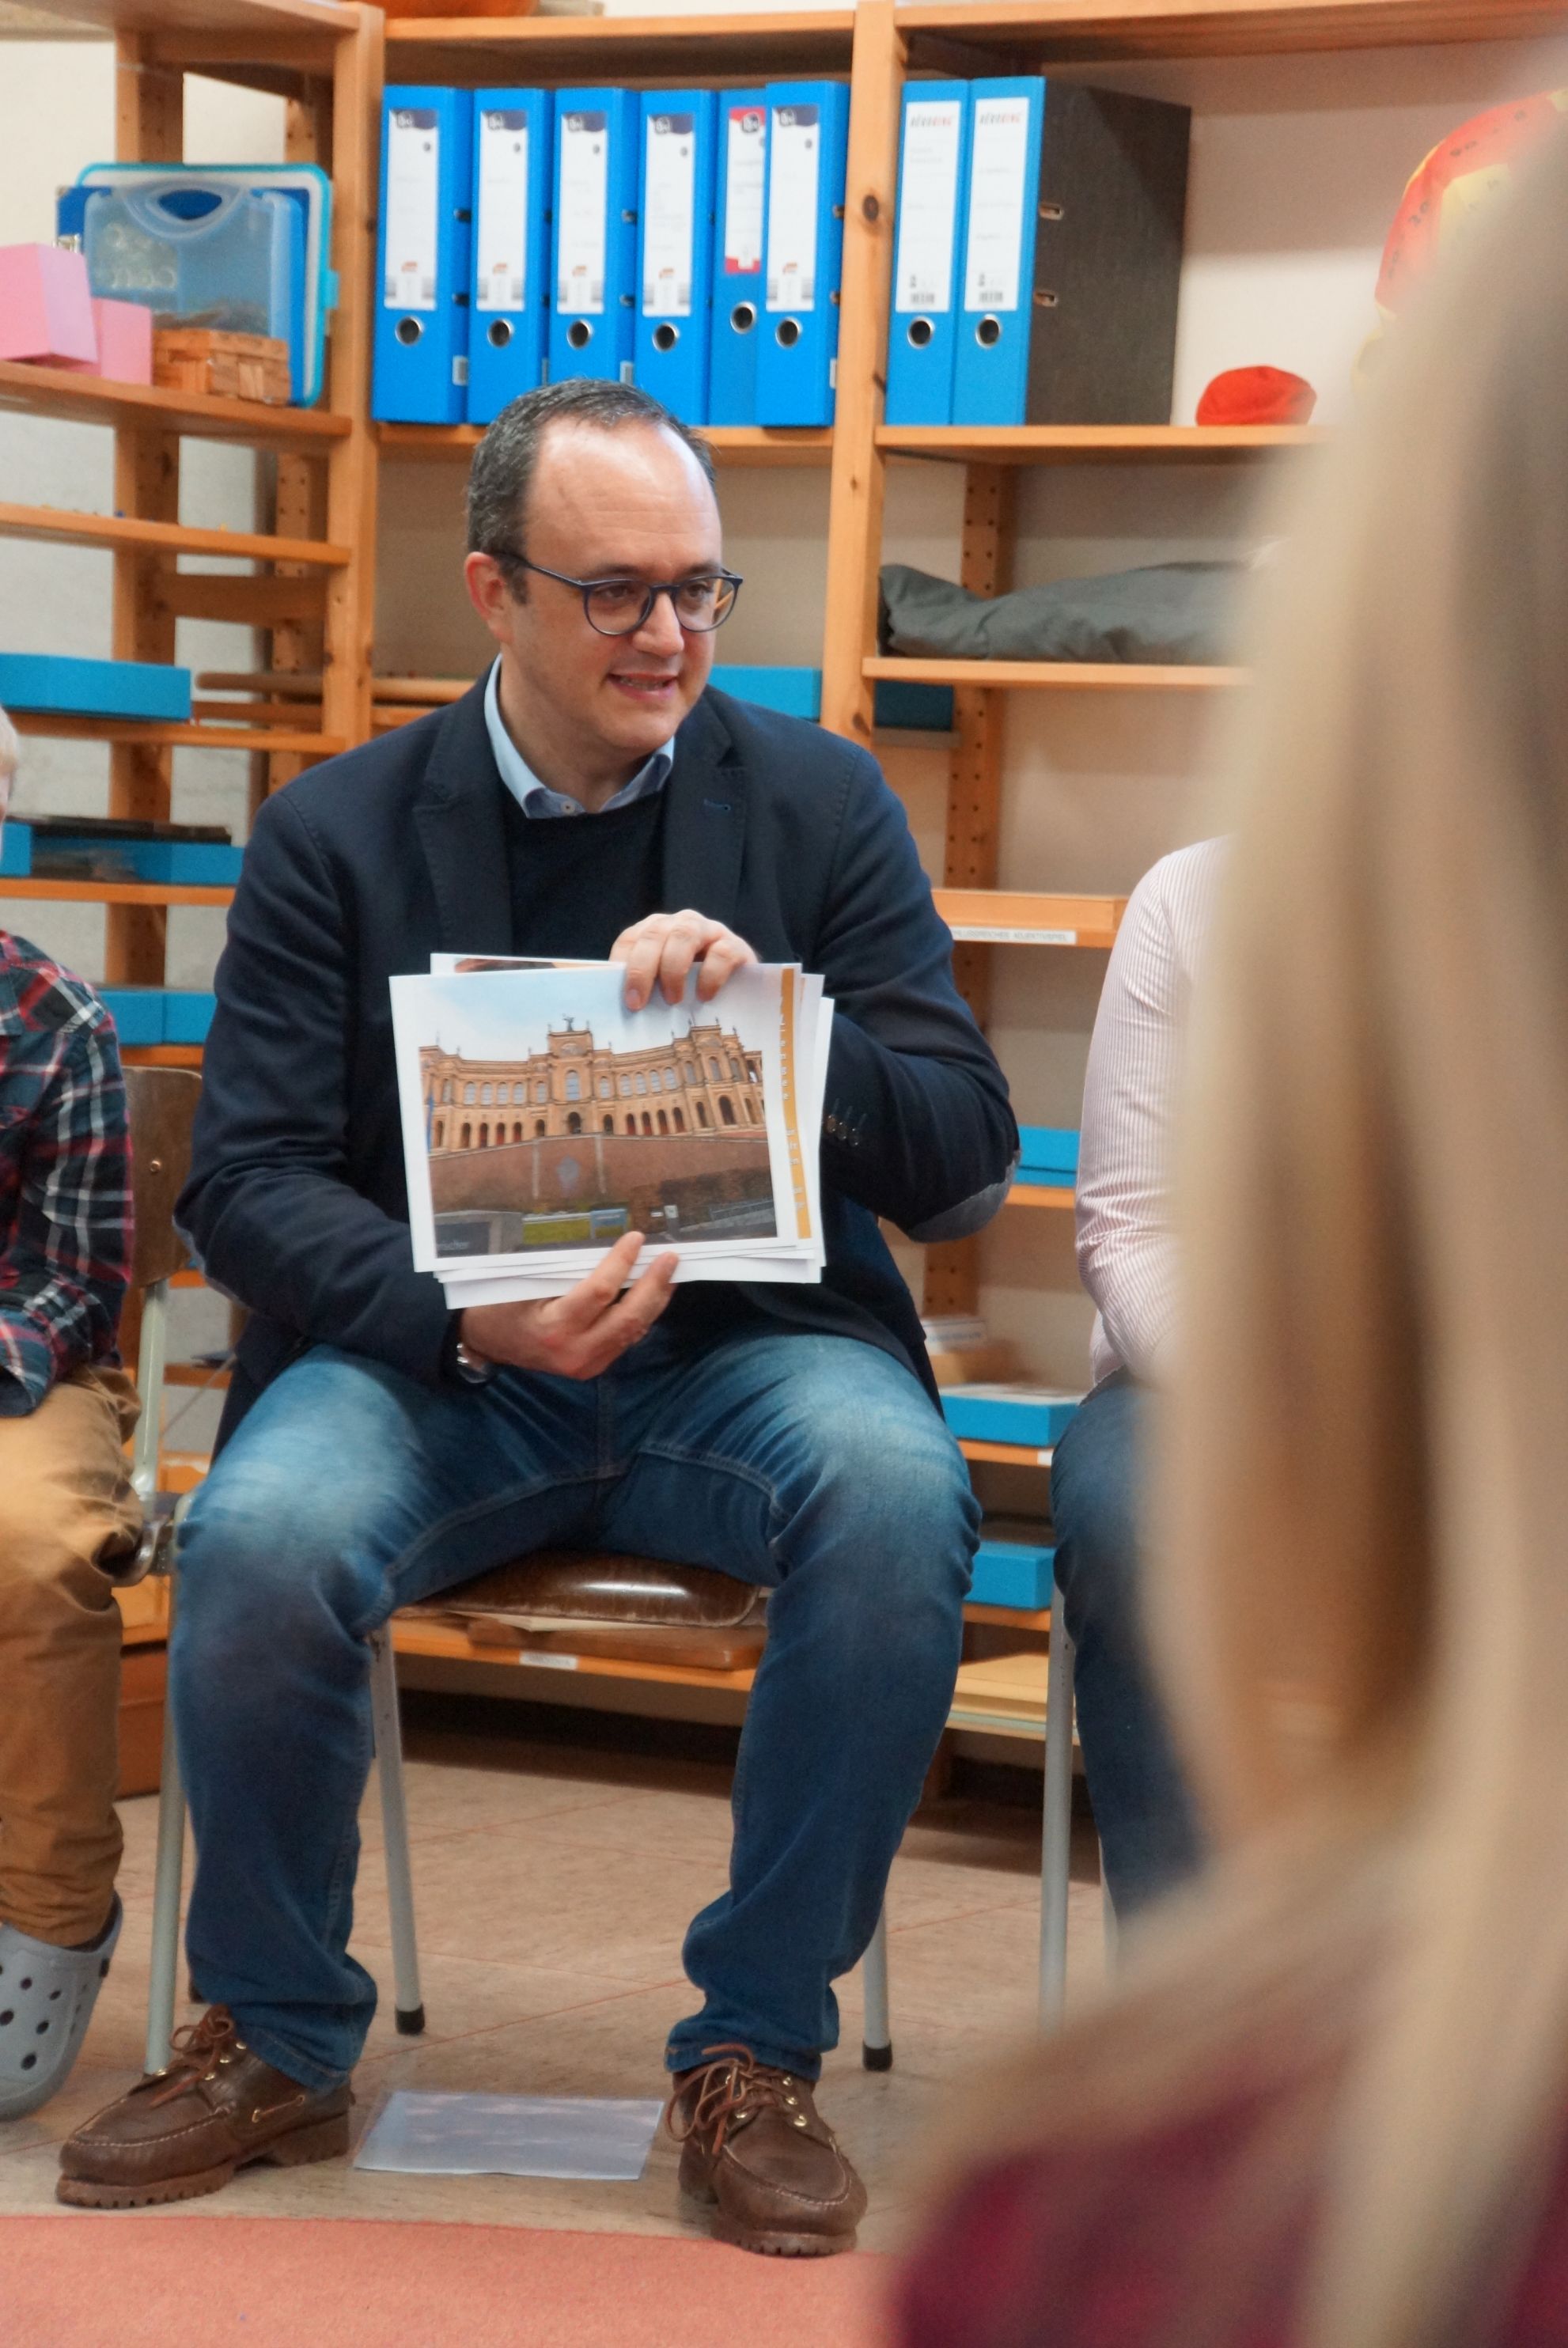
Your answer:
[1050,1370,1203,1918]
[172,1324,978,2092]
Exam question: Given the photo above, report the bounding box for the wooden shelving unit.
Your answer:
[12,0,1554,1744]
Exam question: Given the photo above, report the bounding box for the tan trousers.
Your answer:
[0,1367,141,1945]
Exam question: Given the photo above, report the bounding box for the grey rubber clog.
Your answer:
[0,1895,122,2122]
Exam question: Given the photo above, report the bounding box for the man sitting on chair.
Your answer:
[59,382,1016,2251]
[0,702,140,2123]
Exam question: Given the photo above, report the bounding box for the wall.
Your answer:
[2,16,1563,1407]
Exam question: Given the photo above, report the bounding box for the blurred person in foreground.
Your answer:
[0,705,138,2122]
[899,123,1568,2348]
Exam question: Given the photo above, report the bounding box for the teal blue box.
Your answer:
[36,837,242,886]
[870,680,954,733]
[970,1538,1056,1611]
[0,823,32,878]
[1017,1126,1080,1180]
[939,1387,1081,1447]
[0,654,191,725]
[712,666,822,720]
[162,991,217,1044]
[97,987,165,1045]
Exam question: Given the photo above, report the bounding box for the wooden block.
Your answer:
[114,1576,170,1644]
[153,330,291,407]
[118,1644,166,1799]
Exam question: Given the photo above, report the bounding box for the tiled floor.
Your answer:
[0,1714,1105,2252]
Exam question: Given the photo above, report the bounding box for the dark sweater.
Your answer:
[502,788,666,960]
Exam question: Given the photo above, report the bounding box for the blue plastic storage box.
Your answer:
[162,992,218,1045]
[0,824,32,880]
[1016,1125,1080,1182]
[34,837,241,887]
[0,654,191,725]
[939,1385,1082,1448]
[97,988,165,1046]
[710,666,821,720]
[969,1536,1056,1611]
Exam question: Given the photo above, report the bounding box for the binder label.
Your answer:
[964,95,1032,314]
[894,97,964,314]
[643,112,697,318]
[476,108,530,312]
[766,103,820,312]
[559,109,610,316]
[723,104,765,275]
[384,107,441,311]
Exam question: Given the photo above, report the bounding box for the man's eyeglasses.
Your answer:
[488,549,744,638]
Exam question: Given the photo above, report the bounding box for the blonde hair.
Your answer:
[939,125,1568,2348]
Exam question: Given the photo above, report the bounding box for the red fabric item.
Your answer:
[897,2088,1568,2348]
[1197,367,1318,427]
[1376,93,1568,321]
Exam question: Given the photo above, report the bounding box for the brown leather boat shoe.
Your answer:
[57,2005,350,2210]
[666,2043,866,2256]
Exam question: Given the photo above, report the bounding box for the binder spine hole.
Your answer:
[1039,202,1065,221]
[487,320,513,349]
[566,320,593,350]
[652,323,679,353]
[730,303,756,335]
[1032,290,1059,309]
[975,315,1002,348]
[907,318,934,349]
[394,316,423,347]
[775,318,801,349]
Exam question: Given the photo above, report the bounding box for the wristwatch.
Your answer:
[452,1335,496,1387]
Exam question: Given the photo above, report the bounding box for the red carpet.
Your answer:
[6,2216,894,2347]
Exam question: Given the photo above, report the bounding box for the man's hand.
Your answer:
[459,1231,677,1380]
[611,910,759,1011]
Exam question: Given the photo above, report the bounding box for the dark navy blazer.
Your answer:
[178,682,1017,1421]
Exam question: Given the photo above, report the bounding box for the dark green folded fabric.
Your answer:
[879,559,1243,666]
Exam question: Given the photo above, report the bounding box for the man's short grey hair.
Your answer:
[0,703,16,804]
[466,380,717,574]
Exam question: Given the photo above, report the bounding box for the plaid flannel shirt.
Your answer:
[0,930,131,1415]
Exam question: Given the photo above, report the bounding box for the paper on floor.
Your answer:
[354,2089,666,2181]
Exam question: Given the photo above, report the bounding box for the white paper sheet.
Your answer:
[354,2090,664,2182]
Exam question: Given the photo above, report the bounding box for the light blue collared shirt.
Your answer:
[483,660,676,820]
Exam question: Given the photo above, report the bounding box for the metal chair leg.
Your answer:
[146,1570,185,2074]
[369,1626,425,2035]
[1040,1589,1076,2028]
[862,1903,892,2070]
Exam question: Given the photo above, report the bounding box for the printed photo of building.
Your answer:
[416,1015,778,1257]
[420,1016,765,1153]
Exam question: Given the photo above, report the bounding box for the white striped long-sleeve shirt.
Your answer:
[1078,839,1228,1389]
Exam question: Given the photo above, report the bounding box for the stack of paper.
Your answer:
[392,959,833,1308]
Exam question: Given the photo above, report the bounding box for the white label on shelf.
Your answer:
[517,1650,580,1672]
[643,112,698,318]
[723,102,766,275]
[384,107,441,312]
[558,109,611,316]
[963,93,1032,315]
[949,926,1078,945]
[766,103,820,312]
[893,97,963,315]
[476,108,530,312]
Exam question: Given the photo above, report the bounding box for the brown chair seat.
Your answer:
[398,1549,768,1672]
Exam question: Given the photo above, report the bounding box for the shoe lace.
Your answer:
[146,2005,242,2104]
[665,2043,803,2156]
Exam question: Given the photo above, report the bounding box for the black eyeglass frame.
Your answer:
[487,548,744,638]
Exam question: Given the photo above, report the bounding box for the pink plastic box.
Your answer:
[85,296,153,385]
[0,244,97,367]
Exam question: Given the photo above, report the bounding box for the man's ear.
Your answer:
[463,551,524,642]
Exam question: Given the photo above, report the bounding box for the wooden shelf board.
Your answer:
[959,1438,1055,1469]
[0,877,235,907]
[390,1617,761,1693]
[876,422,1327,464]
[931,888,1127,948]
[0,502,351,569]
[123,1047,205,1068]
[377,422,834,468]
[9,712,341,755]
[964,1602,1052,1630]
[865,656,1242,692]
[0,361,350,452]
[10,0,358,34]
[895,0,1568,62]
[386,12,855,84]
[1007,1183,1075,1210]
